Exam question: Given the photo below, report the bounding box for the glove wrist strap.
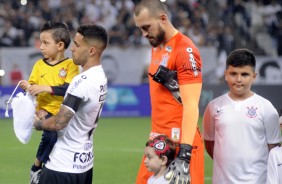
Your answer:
[178,144,192,161]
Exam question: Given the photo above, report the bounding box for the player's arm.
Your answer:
[165,83,202,184]
[33,93,82,131]
[27,83,69,96]
[204,140,214,159]
[51,83,69,96]
[28,84,52,95]
[203,101,215,159]
[180,83,202,145]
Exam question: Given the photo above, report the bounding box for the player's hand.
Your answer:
[164,144,192,184]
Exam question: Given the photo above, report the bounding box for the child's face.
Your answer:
[144,146,165,173]
[39,31,61,59]
[224,65,256,100]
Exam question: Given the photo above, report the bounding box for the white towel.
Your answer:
[11,92,36,144]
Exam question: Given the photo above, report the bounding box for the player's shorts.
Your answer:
[36,112,57,163]
[39,167,93,184]
[136,128,204,184]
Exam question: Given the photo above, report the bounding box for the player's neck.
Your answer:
[162,27,178,46]
[81,58,101,72]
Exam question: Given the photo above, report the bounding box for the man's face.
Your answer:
[134,8,165,47]
[70,33,88,67]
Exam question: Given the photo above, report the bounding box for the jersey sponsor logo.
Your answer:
[160,53,169,66]
[73,161,92,170]
[186,47,199,76]
[73,151,93,163]
[58,67,67,78]
[69,78,83,93]
[246,106,258,118]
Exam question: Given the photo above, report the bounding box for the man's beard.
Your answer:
[148,26,165,47]
[72,55,82,66]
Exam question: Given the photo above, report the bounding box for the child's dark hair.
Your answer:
[146,135,176,167]
[226,48,256,70]
[40,20,71,49]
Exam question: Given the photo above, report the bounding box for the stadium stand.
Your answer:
[0,0,282,56]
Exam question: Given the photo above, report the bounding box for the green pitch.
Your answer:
[0,117,212,184]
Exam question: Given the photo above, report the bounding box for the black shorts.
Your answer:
[39,167,93,184]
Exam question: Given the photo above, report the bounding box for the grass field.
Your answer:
[0,117,213,184]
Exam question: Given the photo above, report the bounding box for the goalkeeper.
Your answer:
[19,21,79,184]
[134,0,204,184]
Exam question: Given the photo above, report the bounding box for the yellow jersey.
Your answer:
[28,58,79,115]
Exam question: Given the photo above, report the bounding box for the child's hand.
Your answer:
[19,80,31,91]
[35,109,48,119]
[28,85,51,95]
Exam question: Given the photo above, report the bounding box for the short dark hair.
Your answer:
[40,21,71,49]
[134,0,168,17]
[226,48,256,70]
[77,24,108,50]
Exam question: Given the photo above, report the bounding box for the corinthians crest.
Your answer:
[58,68,67,78]
[246,106,258,118]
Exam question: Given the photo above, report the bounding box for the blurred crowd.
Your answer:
[0,0,282,56]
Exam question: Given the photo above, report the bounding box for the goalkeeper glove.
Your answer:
[149,65,182,103]
[164,144,192,184]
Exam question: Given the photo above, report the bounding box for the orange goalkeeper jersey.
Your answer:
[148,32,202,143]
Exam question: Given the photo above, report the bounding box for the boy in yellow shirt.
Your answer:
[20,21,79,184]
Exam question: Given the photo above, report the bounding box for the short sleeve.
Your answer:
[263,101,282,144]
[203,101,215,141]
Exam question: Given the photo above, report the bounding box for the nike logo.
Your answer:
[278,163,282,166]
[41,73,47,78]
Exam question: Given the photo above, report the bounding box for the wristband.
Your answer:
[178,144,192,161]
